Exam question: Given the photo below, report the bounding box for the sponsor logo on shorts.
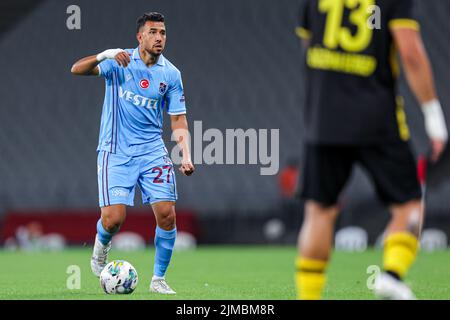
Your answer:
[111,188,129,198]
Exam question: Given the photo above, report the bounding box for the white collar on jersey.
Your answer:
[132,47,166,66]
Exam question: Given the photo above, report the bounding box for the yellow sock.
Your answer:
[383,232,419,279]
[295,257,327,300]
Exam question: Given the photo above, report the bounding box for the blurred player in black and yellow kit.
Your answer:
[295,0,448,299]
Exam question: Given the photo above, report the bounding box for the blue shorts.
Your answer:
[97,149,177,207]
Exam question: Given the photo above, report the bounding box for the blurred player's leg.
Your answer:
[356,143,422,299]
[91,204,126,277]
[150,201,177,294]
[383,200,422,284]
[295,145,352,299]
[295,201,339,300]
[375,200,422,300]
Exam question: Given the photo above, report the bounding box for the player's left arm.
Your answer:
[170,114,195,176]
[389,0,447,162]
[166,69,194,176]
[391,26,448,162]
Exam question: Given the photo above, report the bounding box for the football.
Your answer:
[100,260,139,294]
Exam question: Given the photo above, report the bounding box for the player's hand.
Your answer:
[179,158,195,176]
[430,139,446,163]
[114,51,131,68]
[96,49,130,67]
[422,100,448,163]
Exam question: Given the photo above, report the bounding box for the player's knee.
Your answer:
[306,201,339,221]
[103,219,122,233]
[158,209,176,230]
[105,222,121,234]
[102,211,125,233]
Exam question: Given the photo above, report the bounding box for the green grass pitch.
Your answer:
[1,246,450,300]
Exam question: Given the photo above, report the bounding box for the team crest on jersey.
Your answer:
[159,82,168,95]
[139,79,150,89]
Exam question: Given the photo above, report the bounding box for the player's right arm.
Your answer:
[70,49,130,76]
[392,28,448,162]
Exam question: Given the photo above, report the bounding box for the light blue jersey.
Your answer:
[97,47,186,156]
[95,47,185,207]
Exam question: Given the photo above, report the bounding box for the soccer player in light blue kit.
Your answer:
[71,12,194,294]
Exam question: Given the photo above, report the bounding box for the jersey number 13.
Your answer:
[319,0,375,53]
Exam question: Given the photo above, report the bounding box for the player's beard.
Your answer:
[151,51,162,63]
[141,46,162,63]
[146,45,163,58]
[152,45,164,57]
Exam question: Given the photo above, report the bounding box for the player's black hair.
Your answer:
[136,12,165,33]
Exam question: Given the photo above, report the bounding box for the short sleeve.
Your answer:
[97,59,116,79]
[295,0,311,40]
[166,70,187,115]
[388,0,420,31]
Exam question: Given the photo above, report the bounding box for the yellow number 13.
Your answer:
[319,0,374,52]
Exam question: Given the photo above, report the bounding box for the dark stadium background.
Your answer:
[0,0,449,247]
